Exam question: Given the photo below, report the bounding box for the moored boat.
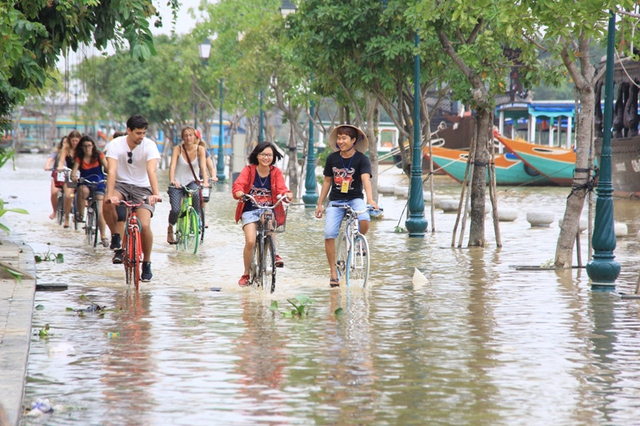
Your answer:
[422,144,553,186]
[493,132,576,186]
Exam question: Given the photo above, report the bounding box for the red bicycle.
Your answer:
[109,199,145,289]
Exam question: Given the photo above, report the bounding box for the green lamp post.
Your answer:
[405,32,428,237]
[586,11,620,287]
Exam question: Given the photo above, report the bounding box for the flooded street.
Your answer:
[4,154,640,425]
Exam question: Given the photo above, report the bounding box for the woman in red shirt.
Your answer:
[232,142,292,287]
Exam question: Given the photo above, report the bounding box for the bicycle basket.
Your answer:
[274,203,289,233]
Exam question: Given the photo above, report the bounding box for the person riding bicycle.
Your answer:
[166,126,211,244]
[232,142,292,287]
[314,124,379,288]
[104,115,162,282]
[56,130,81,228]
[45,136,68,220]
[71,135,109,247]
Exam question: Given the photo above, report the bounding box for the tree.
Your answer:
[1,0,178,129]
[409,0,547,246]
[529,1,636,267]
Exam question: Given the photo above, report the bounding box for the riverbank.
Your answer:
[0,238,36,426]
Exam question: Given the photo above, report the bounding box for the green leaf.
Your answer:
[34,255,43,263]
[269,300,279,311]
[66,307,74,311]
[55,253,64,263]
[334,307,344,316]
[35,304,45,310]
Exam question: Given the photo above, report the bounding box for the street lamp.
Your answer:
[280,2,319,207]
[199,36,226,182]
[404,35,428,236]
[586,11,620,288]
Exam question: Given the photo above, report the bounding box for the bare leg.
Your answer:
[359,219,370,235]
[136,208,153,262]
[63,184,73,226]
[104,190,125,237]
[49,181,59,219]
[242,223,257,276]
[77,186,89,220]
[96,195,107,239]
[325,238,337,279]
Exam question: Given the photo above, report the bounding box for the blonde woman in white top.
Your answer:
[167,126,209,244]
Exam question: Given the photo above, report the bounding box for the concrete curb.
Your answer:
[0,239,36,426]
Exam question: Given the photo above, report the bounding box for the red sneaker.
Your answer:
[275,255,284,268]
[238,274,250,287]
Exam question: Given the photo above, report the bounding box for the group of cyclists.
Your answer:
[46,114,378,288]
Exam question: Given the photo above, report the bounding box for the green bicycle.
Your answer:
[174,184,203,254]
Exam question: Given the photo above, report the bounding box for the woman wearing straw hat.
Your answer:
[315,124,379,288]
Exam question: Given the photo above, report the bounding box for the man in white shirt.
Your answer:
[104,115,162,282]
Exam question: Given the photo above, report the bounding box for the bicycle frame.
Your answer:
[116,200,144,290]
[77,177,106,248]
[174,184,202,253]
[335,204,371,288]
[242,194,288,294]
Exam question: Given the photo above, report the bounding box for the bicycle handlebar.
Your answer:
[241,193,289,209]
[334,204,383,216]
[106,197,162,207]
[77,177,107,186]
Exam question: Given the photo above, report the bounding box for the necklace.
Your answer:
[257,170,269,187]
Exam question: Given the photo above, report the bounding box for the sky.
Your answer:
[59,0,203,73]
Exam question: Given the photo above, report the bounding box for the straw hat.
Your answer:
[328,124,369,153]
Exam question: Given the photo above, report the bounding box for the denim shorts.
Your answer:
[241,209,267,227]
[324,198,369,239]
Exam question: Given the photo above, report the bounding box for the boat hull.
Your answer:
[422,146,553,186]
[494,134,576,186]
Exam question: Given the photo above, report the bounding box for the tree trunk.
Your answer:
[468,108,491,246]
[368,103,380,203]
[554,85,594,267]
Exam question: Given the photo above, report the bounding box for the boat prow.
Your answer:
[494,133,576,186]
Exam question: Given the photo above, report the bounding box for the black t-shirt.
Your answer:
[323,151,372,201]
[243,172,272,212]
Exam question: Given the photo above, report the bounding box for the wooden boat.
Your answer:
[422,144,553,186]
[493,132,576,186]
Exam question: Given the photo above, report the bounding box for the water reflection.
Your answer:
[101,291,156,426]
[233,295,286,419]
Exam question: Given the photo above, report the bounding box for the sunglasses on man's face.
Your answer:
[127,151,133,164]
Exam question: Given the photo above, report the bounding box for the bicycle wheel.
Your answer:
[199,207,206,243]
[71,194,79,230]
[261,235,276,293]
[335,232,349,286]
[128,225,142,290]
[86,205,96,247]
[184,207,200,254]
[348,234,369,288]
[175,211,185,250]
[57,192,65,225]
[124,231,133,286]
[249,242,260,285]
[91,201,99,248]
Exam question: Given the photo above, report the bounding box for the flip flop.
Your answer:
[330,278,340,288]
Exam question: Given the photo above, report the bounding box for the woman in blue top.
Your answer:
[71,135,109,247]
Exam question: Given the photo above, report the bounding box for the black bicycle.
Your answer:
[77,177,106,248]
[241,194,289,294]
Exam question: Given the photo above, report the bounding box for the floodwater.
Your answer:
[3,154,640,425]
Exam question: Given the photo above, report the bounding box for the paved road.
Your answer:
[0,239,36,426]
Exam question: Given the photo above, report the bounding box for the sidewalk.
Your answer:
[0,239,36,426]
